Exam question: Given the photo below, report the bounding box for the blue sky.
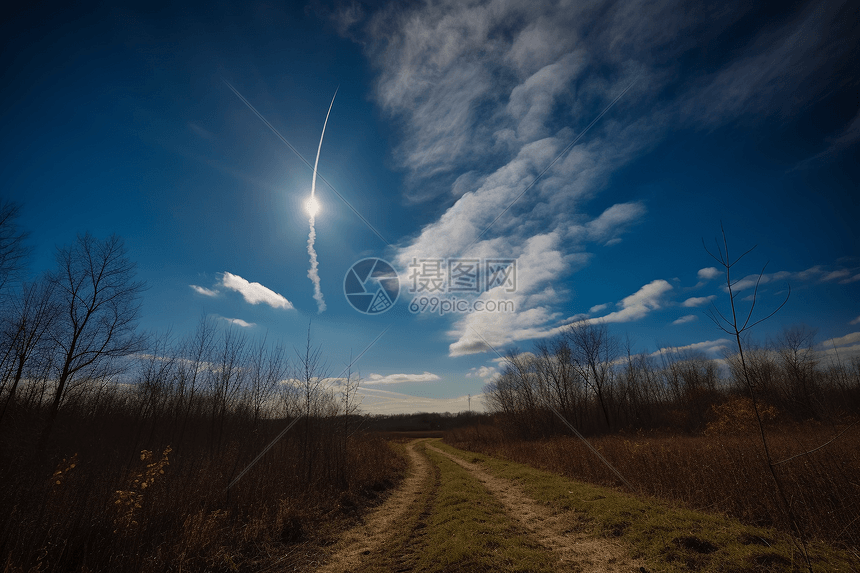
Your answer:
[2,0,858,414]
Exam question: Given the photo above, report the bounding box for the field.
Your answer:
[306,438,858,572]
[3,411,859,572]
[446,422,860,553]
[0,406,406,572]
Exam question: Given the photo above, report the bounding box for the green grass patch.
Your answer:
[432,440,858,572]
[412,444,558,572]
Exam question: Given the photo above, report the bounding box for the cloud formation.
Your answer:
[220,317,255,328]
[682,295,715,308]
[651,338,732,357]
[672,314,697,325]
[597,279,673,323]
[819,331,860,350]
[466,365,500,383]
[697,267,720,280]
[190,284,219,297]
[220,272,294,310]
[365,372,441,385]
[730,266,822,292]
[335,0,857,356]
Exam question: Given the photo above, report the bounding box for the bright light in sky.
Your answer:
[305,196,320,217]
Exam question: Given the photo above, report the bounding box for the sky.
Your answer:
[2,0,858,414]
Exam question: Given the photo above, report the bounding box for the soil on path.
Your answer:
[313,439,642,572]
[313,440,433,572]
[426,443,643,572]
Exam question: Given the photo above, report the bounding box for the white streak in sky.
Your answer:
[308,89,338,313]
[312,88,338,201]
[222,79,390,246]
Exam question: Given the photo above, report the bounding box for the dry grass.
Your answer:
[0,406,406,572]
[446,421,860,553]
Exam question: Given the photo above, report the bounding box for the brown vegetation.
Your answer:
[448,415,860,555]
[0,224,406,571]
[0,262,402,570]
[0,349,405,572]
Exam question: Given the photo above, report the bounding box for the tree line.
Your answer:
[484,320,860,439]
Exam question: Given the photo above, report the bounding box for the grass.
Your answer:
[361,440,558,573]
[0,408,408,572]
[433,439,859,572]
[415,444,556,572]
[446,423,860,553]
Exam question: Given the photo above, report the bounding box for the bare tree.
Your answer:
[40,233,146,446]
[0,279,58,425]
[565,320,618,431]
[135,329,178,445]
[295,322,327,481]
[175,314,217,443]
[246,333,288,428]
[0,200,30,295]
[704,226,811,571]
[208,325,248,446]
[339,353,363,440]
[774,325,821,420]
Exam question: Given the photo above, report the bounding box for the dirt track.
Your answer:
[313,439,642,572]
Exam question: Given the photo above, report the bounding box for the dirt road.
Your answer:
[314,439,642,572]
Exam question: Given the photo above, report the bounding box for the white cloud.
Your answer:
[342,0,851,362]
[350,0,676,357]
[569,202,647,245]
[818,344,860,361]
[190,284,219,297]
[672,314,697,325]
[445,231,573,356]
[466,365,500,383]
[651,338,732,357]
[220,272,293,310]
[819,332,860,350]
[851,316,860,326]
[365,371,441,385]
[447,276,673,356]
[822,269,851,282]
[220,317,255,328]
[508,52,586,140]
[597,279,673,323]
[589,303,609,313]
[682,295,715,308]
[730,266,823,292]
[697,267,720,280]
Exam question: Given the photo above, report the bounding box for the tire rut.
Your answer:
[426,443,644,572]
[315,440,643,572]
[313,440,435,573]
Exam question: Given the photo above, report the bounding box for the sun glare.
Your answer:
[305,196,320,217]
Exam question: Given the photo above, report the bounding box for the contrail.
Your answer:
[312,88,337,201]
[307,89,338,314]
[307,218,325,312]
[222,78,391,247]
